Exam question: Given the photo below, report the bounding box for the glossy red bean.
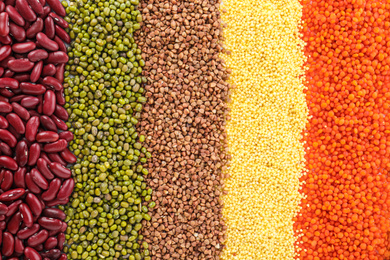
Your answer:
[25,193,42,216]
[37,158,54,180]
[7,125,21,143]
[20,203,34,227]
[57,232,65,251]
[48,162,70,179]
[49,12,68,29]
[15,140,28,167]
[3,232,14,256]
[6,113,25,135]
[42,208,65,221]
[25,172,41,194]
[0,156,18,170]
[0,116,8,129]
[28,49,48,62]
[42,64,56,76]
[47,152,66,166]
[2,70,14,79]
[20,82,46,95]
[54,25,69,44]
[0,34,12,45]
[0,2,4,13]
[24,247,41,260]
[30,60,43,83]
[59,253,67,260]
[7,212,21,234]
[57,178,74,200]
[6,200,22,217]
[60,148,76,164]
[44,16,55,39]
[6,5,25,27]
[26,17,42,39]
[0,13,9,37]
[38,217,62,231]
[0,188,25,202]
[54,63,64,83]
[45,197,68,207]
[17,224,39,240]
[53,105,68,122]
[41,248,61,259]
[44,237,57,250]
[16,0,37,22]
[0,203,8,215]
[8,59,34,72]
[27,0,44,15]
[14,237,24,254]
[27,143,41,166]
[12,42,36,53]
[55,89,65,107]
[37,94,43,113]
[0,45,11,62]
[42,89,55,116]
[42,76,62,91]
[50,114,67,130]
[0,142,12,156]
[43,139,67,153]
[9,22,26,42]
[0,68,4,78]
[33,243,43,252]
[14,167,26,188]
[0,78,18,89]
[0,170,12,191]
[0,101,12,113]
[13,73,30,82]
[21,96,40,109]
[25,116,40,142]
[45,51,68,64]
[27,229,48,247]
[36,32,58,51]
[46,0,66,16]
[0,129,17,147]
[41,6,50,20]
[40,115,57,132]
[10,95,28,102]
[36,131,59,143]
[53,35,66,54]
[41,178,60,201]
[31,168,48,190]
[11,102,30,121]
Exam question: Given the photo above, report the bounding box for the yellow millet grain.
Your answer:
[220,0,307,259]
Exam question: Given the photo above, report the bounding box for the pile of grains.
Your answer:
[134,0,230,258]
[220,0,307,259]
[295,0,390,259]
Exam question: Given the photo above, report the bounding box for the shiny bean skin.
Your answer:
[42,76,62,91]
[45,51,68,64]
[7,125,21,143]
[0,101,12,112]
[15,0,37,22]
[41,249,61,259]
[20,203,34,227]
[12,42,36,53]
[46,0,66,16]
[42,64,56,76]
[14,237,24,254]
[0,68,4,78]
[0,203,8,215]
[54,63,64,83]
[12,102,30,121]
[31,168,48,190]
[30,60,43,83]
[13,73,30,82]
[26,0,44,15]
[7,212,21,234]
[0,156,18,170]
[27,229,48,247]
[42,208,66,221]
[25,193,42,216]
[0,45,12,62]
[28,49,48,62]
[27,143,41,166]
[0,188,25,202]
[38,217,62,231]
[14,167,26,188]
[2,232,15,256]
[20,82,46,95]
[0,116,8,129]
[41,178,60,201]
[37,158,54,180]
[36,32,58,51]
[60,148,76,164]
[0,2,4,12]
[33,243,43,252]
[55,89,65,106]
[10,95,28,102]
[44,16,55,39]
[50,114,67,130]
[6,200,22,217]
[45,197,68,207]
[21,96,40,109]
[43,89,55,116]
[8,59,34,72]
[44,237,57,250]
[0,142,12,156]
[53,105,68,121]
[0,34,12,45]
[6,113,25,134]
[0,78,18,89]
[43,139,67,153]
[15,140,28,167]
[48,162,70,179]
[41,6,51,19]
[26,17,43,39]
[36,131,59,143]
[6,5,25,26]
[59,253,67,260]
[57,232,65,251]
[53,35,66,53]
[2,69,14,78]
[0,170,12,191]
[25,172,41,194]
[0,13,9,37]
[26,116,40,142]
[39,115,57,132]
[0,129,17,147]
[9,22,26,42]
[57,178,74,200]
[24,247,41,260]
[49,12,68,29]
[17,224,39,240]
[54,25,69,43]
[37,94,43,113]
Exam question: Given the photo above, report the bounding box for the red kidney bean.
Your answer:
[59,253,67,260]
[40,115,57,132]
[7,124,21,141]
[0,129,17,147]
[55,89,65,107]
[7,212,21,234]
[0,101,12,112]
[57,232,65,251]
[47,152,66,166]
[12,42,36,53]
[50,114,67,130]
[6,200,22,218]
[40,6,50,19]
[42,64,56,77]
[31,168,48,190]
[0,170,12,191]
[53,105,68,121]
[39,0,46,6]
[0,56,14,68]
[0,45,11,62]
[0,116,8,129]
[25,193,42,216]
[44,16,55,39]
[41,178,60,201]
[0,142,12,156]
[26,17,43,39]
[45,51,68,64]
[3,232,15,256]
[37,158,54,180]
[25,247,41,260]
[0,203,8,215]
[0,34,12,45]
[16,0,37,22]
[25,172,41,194]
[0,2,4,12]
[14,167,26,188]
[0,13,9,37]
[2,70,14,79]
[28,110,39,117]
[54,25,69,44]
[19,203,34,227]
[30,60,43,83]
[37,94,43,113]
[42,208,65,221]
[27,143,41,166]
[12,102,30,121]
[9,22,26,42]
[25,116,40,142]
[49,12,68,29]
[15,140,28,167]
[0,189,25,202]
[54,63,64,83]
[20,82,46,95]
[27,229,48,247]
[41,248,61,259]
[0,78,18,89]
[38,217,62,231]
[43,139,67,153]
[6,113,25,135]
[36,32,58,51]
[27,0,44,15]
[14,237,24,254]
[44,237,57,250]
[13,73,30,82]
[36,131,59,143]
[6,5,25,27]
[46,0,66,16]
[0,67,4,78]
[17,223,39,240]
[28,49,48,62]
[60,148,76,164]
[57,178,74,200]
[10,95,28,102]
[0,156,18,170]
[42,89,55,116]
[45,197,68,207]
[8,59,34,72]
[42,76,62,91]
[48,162,70,179]
[21,96,40,109]
[53,35,66,54]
